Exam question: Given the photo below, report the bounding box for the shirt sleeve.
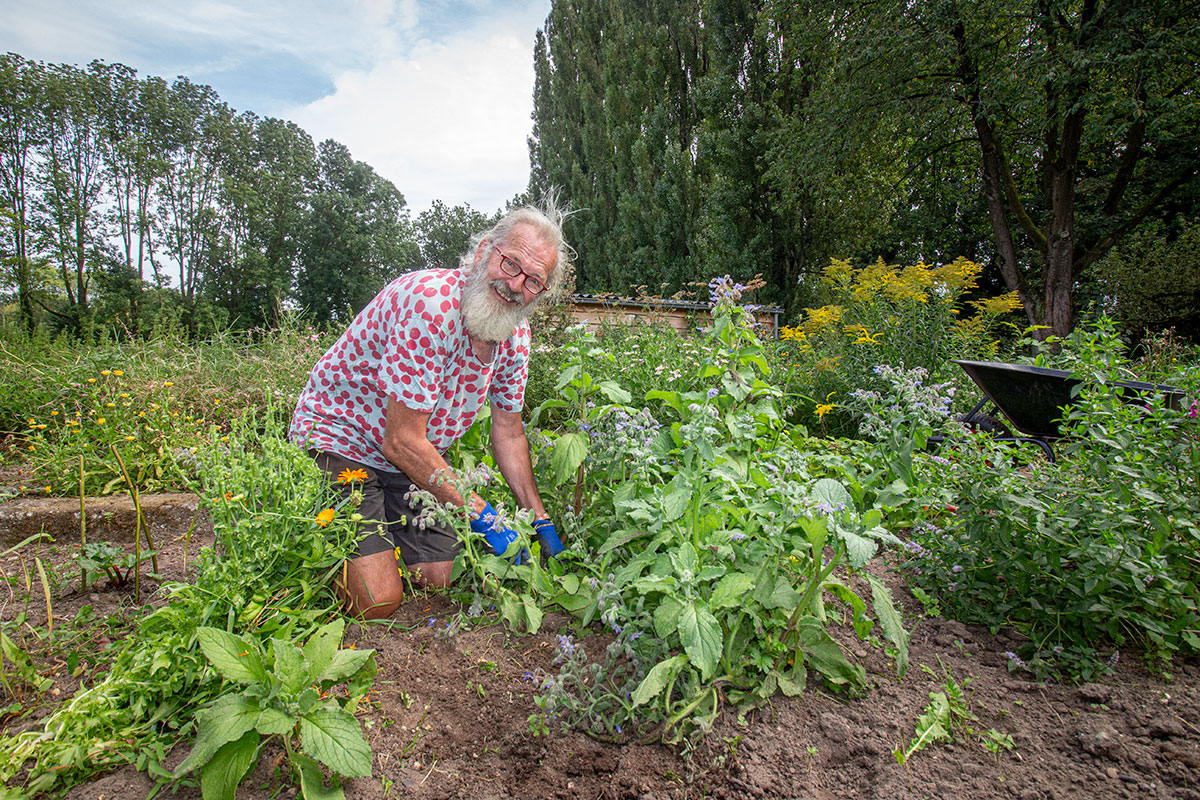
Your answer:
[378,278,450,412]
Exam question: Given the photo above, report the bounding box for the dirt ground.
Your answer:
[1,493,1197,800]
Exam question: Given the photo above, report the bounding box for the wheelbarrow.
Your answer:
[934,359,1185,462]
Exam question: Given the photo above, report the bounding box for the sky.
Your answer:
[1,0,553,215]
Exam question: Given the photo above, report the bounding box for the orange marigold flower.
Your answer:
[315,508,336,527]
[337,467,369,485]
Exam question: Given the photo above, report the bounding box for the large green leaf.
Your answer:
[174,693,262,777]
[654,595,685,639]
[299,707,373,778]
[598,380,632,403]
[839,529,878,569]
[318,648,375,684]
[810,478,853,510]
[551,432,589,486]
[795,618,864,686]
[199,730,259,800]
[867,574,910,677]
[678,602,722,680]
[631,654,687,707]
[710,572,755,610]
[660,486,691,523]
[303,619,345,684]
[196,628,264,685]
[273,638,308,697]
[293,753,347,800]
[255,706,296,737]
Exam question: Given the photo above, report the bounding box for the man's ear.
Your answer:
[474,238,490,267]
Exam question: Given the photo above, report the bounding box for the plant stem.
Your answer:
[79,454,87,591]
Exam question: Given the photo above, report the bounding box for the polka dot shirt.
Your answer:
[289,268,530,471]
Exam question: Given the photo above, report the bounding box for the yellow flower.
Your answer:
[86,378,96,384]
[101,370,111,376]
[97,417,106,425]
[125,435,136,441]
[337,467,369,485]
[220,436,230,442]
[119,393,130,398]
[113,369,124,376]
[51,410,59,416]
[105,402,115,408]
[164,381,174,387]
[43,486,51,492]
[315,508,336,527]
[814,392,837,420]
[26,418,34,424]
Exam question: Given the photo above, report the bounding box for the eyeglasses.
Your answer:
[493,245,548,295]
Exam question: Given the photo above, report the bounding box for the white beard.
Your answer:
[461,267,535,343]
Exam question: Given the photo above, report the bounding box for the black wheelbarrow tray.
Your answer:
[932,359,1185,462]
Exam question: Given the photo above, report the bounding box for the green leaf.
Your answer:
[660,486,691,523]
[654,595,685,639]
[273,638,308,697]
[774,670,805,697]
[255,706,296,737]
[303,619,346,684]
[631,654,687,707]
[598,380,632,403]
[839,529,878,569]
[867,575,910,677]
[199,730,259,800]
[709,572,756,610]
[646,389,684,418]
[299,707,373,778]
[678,602,722,680]
[827,582,873,639]
[551,432,589,487]
[597,526,652,555]
[810,478,853,510]
[668,543,699,577]
[174,694,262,777]
[319,648,375,684]
[293,753,346,800]
[520,593,544,634]
[795,618,864,686]
[196,628,264,685]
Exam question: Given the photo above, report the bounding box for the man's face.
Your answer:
[462,223,558,342]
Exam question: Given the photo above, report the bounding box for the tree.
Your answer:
[413,199,497,270]
[32,61,110,334]
[295,139,416,326]
[820,0,1200,336]
[0,53,45,332]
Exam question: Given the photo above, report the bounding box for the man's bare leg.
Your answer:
[339,550,405,620]
[406,560,454,589]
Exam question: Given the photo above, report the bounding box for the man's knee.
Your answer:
[340,551,405,619]
[409,560,454,589]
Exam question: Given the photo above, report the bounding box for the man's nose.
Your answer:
[503,271,526,294]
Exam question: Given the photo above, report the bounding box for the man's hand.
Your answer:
[470,500,526,563]
[532,518,566,558]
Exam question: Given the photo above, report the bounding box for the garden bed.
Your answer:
[2,496,1196,800]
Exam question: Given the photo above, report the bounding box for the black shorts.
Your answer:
[310,451,461,565]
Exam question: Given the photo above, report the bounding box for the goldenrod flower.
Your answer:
[315,508,336,527]
[337,467,369,485]
[815,392,837,420]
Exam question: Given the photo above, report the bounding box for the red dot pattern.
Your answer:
[289,268,530,470]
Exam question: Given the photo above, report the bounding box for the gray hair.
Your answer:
[461,194,574,298]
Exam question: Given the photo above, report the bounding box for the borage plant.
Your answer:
[504,278,911,743]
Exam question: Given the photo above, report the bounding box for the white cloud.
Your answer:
[287,9,546,214]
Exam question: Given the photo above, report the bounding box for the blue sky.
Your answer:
[2,0,553,214]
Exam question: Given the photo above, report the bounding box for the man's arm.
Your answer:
[381,398,486,513]
[490,406,548,518]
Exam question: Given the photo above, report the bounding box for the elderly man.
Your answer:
[290,204,568,619]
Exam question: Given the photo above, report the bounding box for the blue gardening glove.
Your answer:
[470,501,526,564]
[532,518,566,559]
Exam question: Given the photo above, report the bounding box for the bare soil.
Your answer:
[1,494,1197,800]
